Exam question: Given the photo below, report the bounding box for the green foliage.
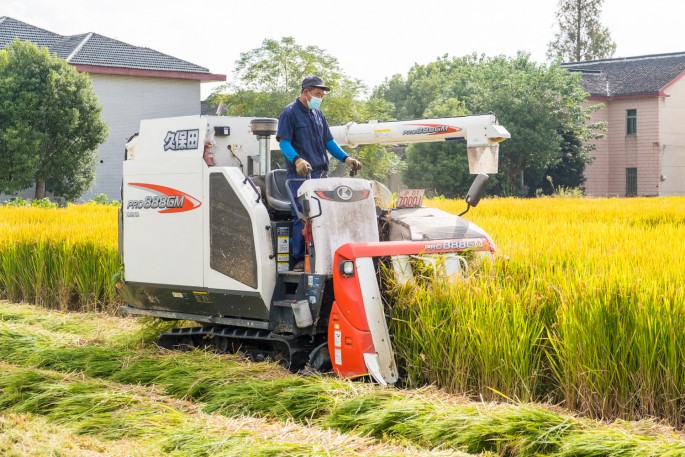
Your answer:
[354,144,405,183]
[535,175,585,198]
[530,131,585,195]
[371,74,411,120]
[209,37,404,180]
[0,40,108,201]
[374,53,596,196]
[404,142,473,198]
[210,37,368,125]
[1,197,58,208]
[547,0,617,62]
[90,193,119,206]
[233,36,342,94]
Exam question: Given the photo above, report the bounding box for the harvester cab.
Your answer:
[118,114,510,385]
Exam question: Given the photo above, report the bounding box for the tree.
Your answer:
[530,130,587,195]
[547,0,616,62]
[402,92,472,197]
[374,53,596,196]
[210,36,363,123]
[404,142,473,198]
[0,40,108,200]
[372,74,411,120]
[212,37,400,184]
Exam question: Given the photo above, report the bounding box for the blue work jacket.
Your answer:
[276,98,334,174]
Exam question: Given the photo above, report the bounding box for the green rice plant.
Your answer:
[52,241,77,311]
[549,280,685,426]
[0,239,120,312]
[0,366,314,457]
[390,269,554,403]
[0,243,37,304]
[71,241,117,312]
[632,293,685,425]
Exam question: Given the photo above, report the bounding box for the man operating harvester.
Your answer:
[277,75,362,272]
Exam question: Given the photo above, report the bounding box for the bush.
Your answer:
[90,193,120,206]
[2,197,58,208]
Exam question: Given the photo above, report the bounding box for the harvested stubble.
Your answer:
[0,363,452,457]
[2,302,685,457]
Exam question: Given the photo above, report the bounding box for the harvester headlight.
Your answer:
[340,260,355,277]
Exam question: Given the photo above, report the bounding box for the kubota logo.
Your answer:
[315,186,370,202]
[402,124,461,136]
[126,183,202,213]
[335,186,353,201]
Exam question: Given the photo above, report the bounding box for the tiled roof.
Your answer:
[561,52,685,97]
[0,16,60,48]
[50,33,91,60]
[0,16,221,78]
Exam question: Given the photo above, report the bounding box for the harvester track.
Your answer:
[157,326,322,372]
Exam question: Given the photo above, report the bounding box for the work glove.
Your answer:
[345,157,362,171]
[295,158,312,176]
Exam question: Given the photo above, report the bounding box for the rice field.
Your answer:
[1,197,685,429]
[0,204,119,311]
[395,196,685,425]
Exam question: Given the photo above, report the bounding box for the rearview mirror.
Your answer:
[466,173,489,207]
[458,174,489,217]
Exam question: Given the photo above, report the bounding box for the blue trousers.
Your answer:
[287,170,325,262]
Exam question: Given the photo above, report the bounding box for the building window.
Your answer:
[626,109,637,135]
[626,167,637,196]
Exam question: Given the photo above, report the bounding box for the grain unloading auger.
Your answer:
[118,114,510,384]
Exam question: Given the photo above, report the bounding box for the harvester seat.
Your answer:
[265,169,292,214]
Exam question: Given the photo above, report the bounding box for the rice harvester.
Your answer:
[117,113,510,385]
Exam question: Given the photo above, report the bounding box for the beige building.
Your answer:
[0,16,225,200]
[562,53,685,197]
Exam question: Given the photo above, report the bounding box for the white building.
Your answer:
[0,16,225,200]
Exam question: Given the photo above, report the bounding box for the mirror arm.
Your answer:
[458,203,471,217]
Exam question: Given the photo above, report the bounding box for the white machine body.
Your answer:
[330,113,510,174]
[122,116,277,311]
[297,178,379,275]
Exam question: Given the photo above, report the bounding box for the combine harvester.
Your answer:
[118,114,509,385]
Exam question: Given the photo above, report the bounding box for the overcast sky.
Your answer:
[5,0,684,99]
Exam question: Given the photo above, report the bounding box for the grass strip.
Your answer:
[0,301,139,341]
[1,316,685,456]
[0,363,453,457]
[0,412,139,457]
